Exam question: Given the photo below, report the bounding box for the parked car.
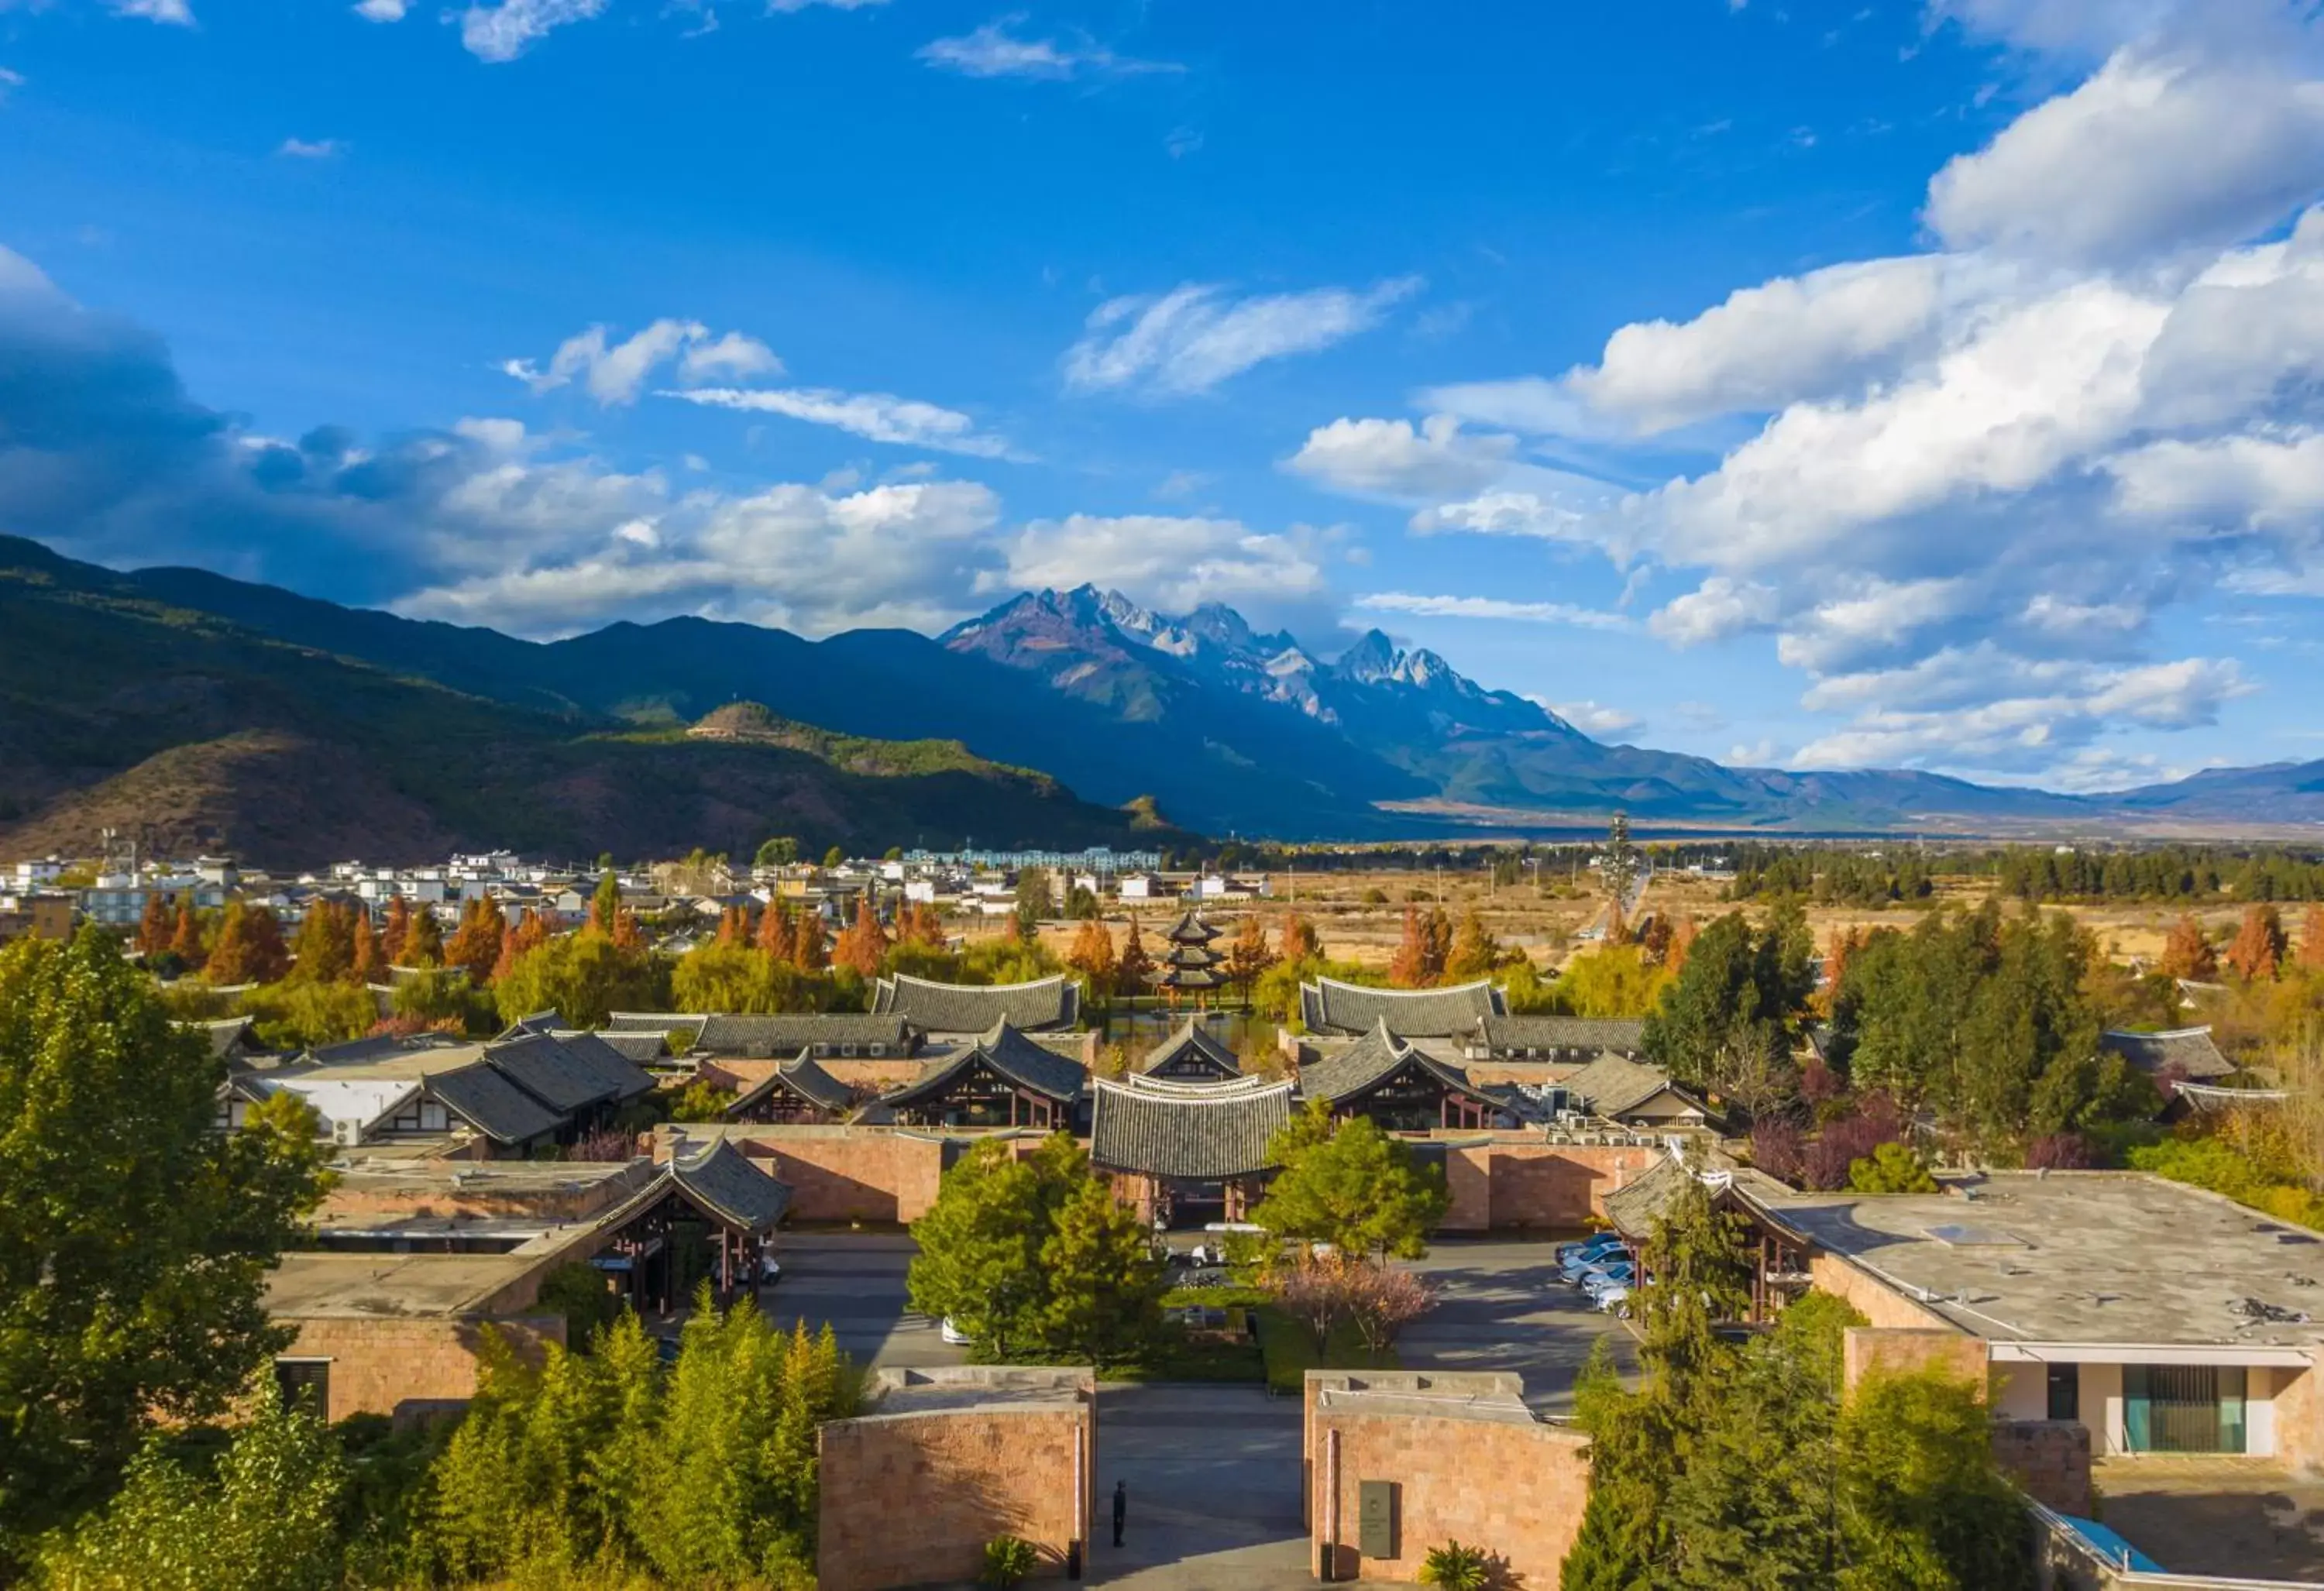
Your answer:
[1580,1263,1637,1297]
[1594,1283,1633,1317]
[1557,1233,1624,1266]
[1562,1244,1630,1282]
[939,1318,973,1346]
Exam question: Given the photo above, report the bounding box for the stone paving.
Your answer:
[2095,1455,2324,1582]
[1397,1236,1637,1414]
[1090,1383,1312,1589]
[761,1229,968,1369]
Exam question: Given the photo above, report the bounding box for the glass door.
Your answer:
[2123,1365,2248,1453]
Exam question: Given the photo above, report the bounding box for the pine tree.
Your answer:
[445,896,504,983]
[2159,912,2218,981]
[170,899,206,969]
[832,898,890,978]
[1389,905,1431,988]
[1038,1178,1167,1370]
[349,909,378,984]
[379,897,413,967]
[135,893,174,960]
[2226,904,2288,983]
[1114,915,1152,997]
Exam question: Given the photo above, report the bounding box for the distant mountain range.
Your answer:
[2,531,2319,857]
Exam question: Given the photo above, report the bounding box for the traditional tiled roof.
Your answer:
[1471,1015,1645,1057]
[426,1061,564,1145]
[546,1030,659,1101]
[306,1031,471,1067]
[483,1031,654,1115]
[1163,910,1222,944]
[195,1015,261,1058]
[1561,1054,1701,1120]
[1296,1019,1490,1105]
[694,1012,914,1057]
[1299,977,1506,1038]
[606,1012,709,1050]
[725,1051,858,1119]
[1137,1021,1241,1077]
[586,1030,670,1064]
[881,1019,1088,1109]
[1089,1074,1293,1179]
[2101,1027,2236,1081]
[1603,1155,1793,1238]
[664,1136,792,1233]
[871,973,1080,1033]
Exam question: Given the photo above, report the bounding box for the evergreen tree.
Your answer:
[1038,1178,1167,1369]
[1642,912,1798,1116]
[1250,1112,1447,1259]
[906,1136,1080,1356]
[1115,915,1153,997]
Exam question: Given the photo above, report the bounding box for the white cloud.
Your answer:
[1284,415,1517,498]
[994,514,1328,615]
[1557,256,1957,434]
[0,67,22,104]
[1542,699,1643,737]
[1772,576,1976,674]
[1352,591,1628,630]
[1926,51,2324,266]
[277,137,344,160]
[662,385,1017,459]
[2108,430,2324,526]
[507,319,774,406]
[459,0,607,62]
[352,0,407,18]
[1065,277,1422,397]
[110,0,192,22]
[918,18,1181,80]
[1648,577,1782,646]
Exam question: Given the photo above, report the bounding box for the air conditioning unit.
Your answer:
[332,1118,364,1148]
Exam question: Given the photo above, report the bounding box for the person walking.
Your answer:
[1112,1479,1127,1548]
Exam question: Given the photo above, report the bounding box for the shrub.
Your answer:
[979,1534,1038,1589]
[1419,1540,1492,1589]
[1848,1140,1940,1194]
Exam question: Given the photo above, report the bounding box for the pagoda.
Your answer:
[1149,909,1229,1007]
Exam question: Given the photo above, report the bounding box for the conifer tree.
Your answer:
[348,907,378,984]
[1114,914,1153,996]
[832,898,890,978]
[1224,913,1279,1000]
[135,892,173,960]
[2302,905,2324,971]
[791,909,828,971]
[403,905,445,967]
[2159,912,2218,981]
[2226,904,2288,983]
[588,872,621,938]
[1424,906,1452,980]
[379,896,413,966]
[205,902,290,985]
[1064,916,1116,990]
[289,900,355,985]
[1443,909,1498,981]
[1389,905,1431,988]
[444,896,504,983]
[170,899,206,969]
[756,897,792,959]
[1280,909,1322,965]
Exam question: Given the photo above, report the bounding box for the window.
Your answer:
[274,1358,330,1416]
[867,1043,885,1057]
[2046,1362,2079,1422]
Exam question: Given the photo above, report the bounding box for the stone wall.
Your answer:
[727,1127,950,1224]
[274,1314,565,1424]
[1485,1143,1662,1228]
[2276,1359,2324,1475]
[1991,1418,2092,1514]
[1841,1326,1991,1397]
[1305,1379,1590,1583]
[818,1372,1095,1591]
[1810,1252,1960,1332]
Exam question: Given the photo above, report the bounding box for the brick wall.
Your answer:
[1485,1143,1662,1228]
[818,1391,1094,1591]
[1810,1253,1960,1332]
[1307,1397,1590,1583]
[275,1314,565,1423]
[1841,1326,1990,1397]
[1440,1147,1492,1232]
[1991,1418,2092,1514]
[724,1127,949,1224]
[1303,1373,1527,1526]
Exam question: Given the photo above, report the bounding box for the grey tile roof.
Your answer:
[545,1030,659,1101]
[2101,1027,2236,1081]
[725,1051,858,1118]
[1137,1021,1241,1077]
[426,1061,565,1145]
[606,1012,708,1050]
[306,1032,471,1067]
[665,1136,792,1233]
[1299,977,1506,1037]
[482,1032,651,1115]
[1473,1015,1645,1056]
[1162,910,1222,943]
[881,1019,1088,1109]
[1089,1075,1293,1179]
[695,1012,914,1057]
[871,973,1080,1033]
[1561,1054,1700,1119]
[587,1030,670,1064]
[1603,1156,1792,1239]
[1296,1019,1489,1106]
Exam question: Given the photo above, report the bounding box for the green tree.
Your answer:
[1848,1141,1940,1194]
[1251,1112,1447,1259]
[493,931,661,1027]
[32,1380,350,1591]
[0,932,333,1542]
[1835,1368,2034,1590]
[1038,1178,1167,1369]
[1643,912,1804,1117]
[755,836,799,869]
[906,1138,1072,1356]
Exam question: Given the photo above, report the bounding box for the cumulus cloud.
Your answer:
[1352,591,1628,630]
[1542,699,1643,737]
[1648,577,1781,646]
[662,385,1018,459]
[352,0,407,18]
[918,18,1181,80]
[111,0,193,22]
[992,513,1329,618]
[1284,415,1517,498]
[1066,277,1422,397]
[504,320,779,405]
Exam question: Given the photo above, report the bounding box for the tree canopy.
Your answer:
[1250,1101,1448,1259]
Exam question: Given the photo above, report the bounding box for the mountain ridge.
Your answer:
[9,532,2318,839]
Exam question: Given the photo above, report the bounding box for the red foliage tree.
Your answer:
[1279,909,1322,965]
[170,899,206,969]
[832,898,891,978]
[135,893,174,960]
[2158,913,2218,981]
[2226,904,2288,983]
[790,909,827,971]
[1388,906,1432,988]
[444,895,504,983]
[379,896,414,967]
[349,908,379,984]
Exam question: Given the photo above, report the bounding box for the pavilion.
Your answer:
[1089,1072,1293,1227]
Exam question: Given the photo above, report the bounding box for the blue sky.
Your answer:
[5,0,2324,791]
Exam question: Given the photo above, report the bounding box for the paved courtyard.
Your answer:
[761,1229,966,1368]
[2095,1457,2324,1582]
[1092,1383,1312,1589]
[1398,1236,1637,1413]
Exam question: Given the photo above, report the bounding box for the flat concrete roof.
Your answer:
[857,1365,1091,1417]
[325,1158,651,1199]
[1313,1388,1543,1427]
[265,1250,548,1318]
[1747,1172,2324,1349]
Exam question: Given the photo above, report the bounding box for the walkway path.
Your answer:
[1090,1383,1312,1589]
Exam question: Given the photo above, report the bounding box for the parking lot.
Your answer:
[761,1229,965,1368]
[1397,1236,1637,1413]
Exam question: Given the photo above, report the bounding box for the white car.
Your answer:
[1594,1284,1632,1318]
[939,1318,972,1346]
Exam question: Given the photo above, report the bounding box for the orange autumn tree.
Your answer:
[833,898,890,978]
[2159,913,2219,981]
[896,900,946,949]
[1065,916,1117,990]
[791,909,828,971]
[205,901,289,985]
[491,906,548,983]
[445,895,506,982]
[1665,915,1699,979]
[714,904,750,947]
[379,896,414,966]
[170,898,206,969]
[289,899,356,984]
[404,905,445,967]
[135,893,174,959]
[1389,905,1431,988]
[2301,905,2324,971]
[1225,913,1279,998]
[756,898,793,957]
[1280,909,1322,965]
[349,908,379,984]
[2226,904,2288,983]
